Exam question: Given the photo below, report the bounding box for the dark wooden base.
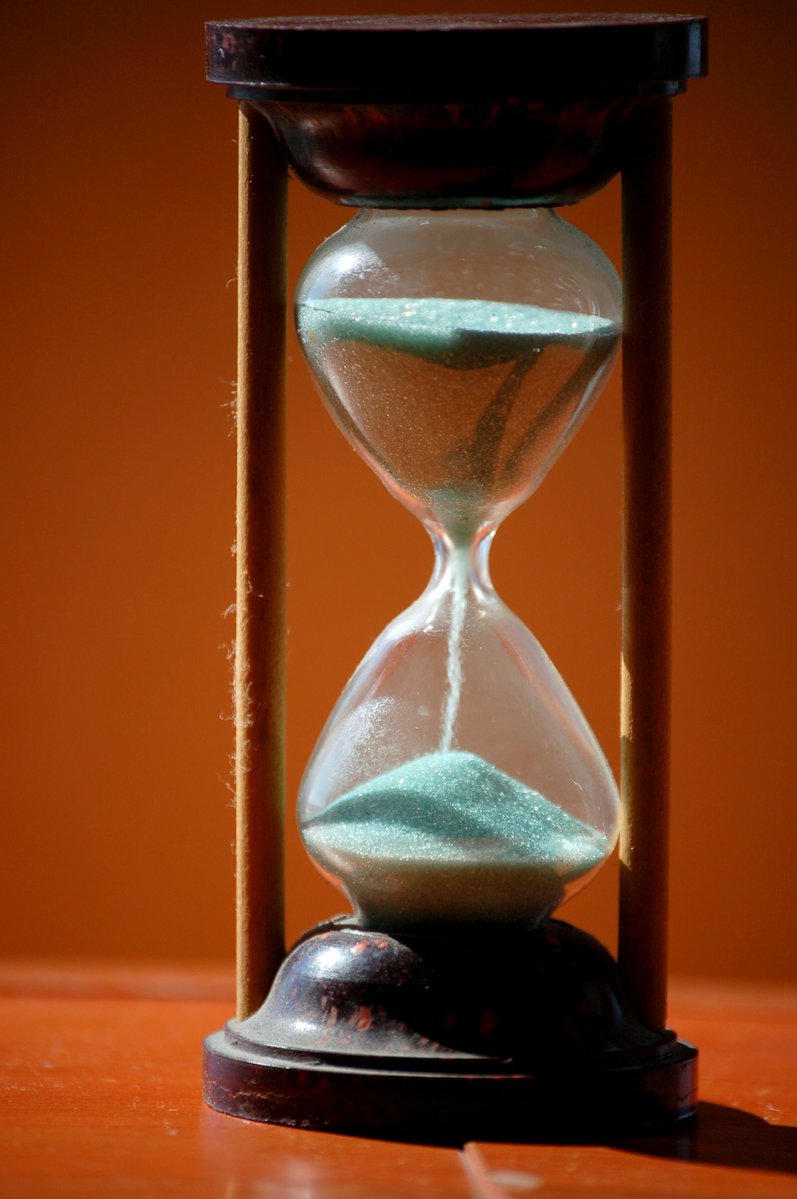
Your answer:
[204,1031,697,1143]
[203,920,697,1142]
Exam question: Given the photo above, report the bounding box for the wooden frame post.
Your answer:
[619,96,674,1032]
[234,104,288,1021]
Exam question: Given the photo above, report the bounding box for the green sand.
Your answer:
[298,297,616,370]
[298,299,616,925]
[304,751,607,928]
[297,296,619,507]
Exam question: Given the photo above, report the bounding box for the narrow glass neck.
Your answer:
[429,525,496,599]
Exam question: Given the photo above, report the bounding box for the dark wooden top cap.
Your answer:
[206,13,707,101]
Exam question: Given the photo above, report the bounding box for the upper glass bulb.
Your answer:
[297,208,620,540]
[295,208,622,932]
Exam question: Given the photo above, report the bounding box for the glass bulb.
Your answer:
[295,208,621,932]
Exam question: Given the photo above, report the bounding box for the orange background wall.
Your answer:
[1,0,795,985]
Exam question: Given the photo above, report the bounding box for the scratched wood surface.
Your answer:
[1,966,795,1197]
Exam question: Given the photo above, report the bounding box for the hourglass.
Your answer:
[203,15,707,1140]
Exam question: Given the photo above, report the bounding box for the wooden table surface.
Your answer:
[1,963,795,1197]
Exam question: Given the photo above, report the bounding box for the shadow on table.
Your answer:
[616,1101,797,1177]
